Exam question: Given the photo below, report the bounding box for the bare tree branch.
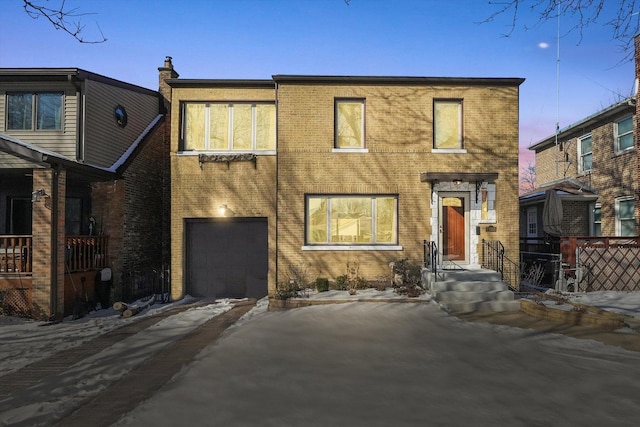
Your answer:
[481,0,640,62]
[520,161,537,193]
[22,0,106,44]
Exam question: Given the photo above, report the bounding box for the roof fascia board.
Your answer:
[529,97,636,151]
[272,75,525,86]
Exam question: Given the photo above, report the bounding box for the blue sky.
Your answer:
[0,0,635,169]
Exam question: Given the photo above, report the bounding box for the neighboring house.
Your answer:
[520,95,637,243]
[0,67,169,319]
[166,66,524,301]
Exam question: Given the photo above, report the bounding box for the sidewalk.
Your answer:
[455,309,640,353]
[0,299,255,427]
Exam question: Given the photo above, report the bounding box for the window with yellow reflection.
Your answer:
[434,99,463,149]
[335,99,365,148]
[182,102,275,152]
[306,195,397,245]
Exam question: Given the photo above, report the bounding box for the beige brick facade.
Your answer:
[531,99,636,237]
[168,76,523,298]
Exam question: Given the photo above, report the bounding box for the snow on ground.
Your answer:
[0,295,229,377]
[0,290,639,426]
[1,289,639,379]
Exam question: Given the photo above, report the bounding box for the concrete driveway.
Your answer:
[115,302,640,426]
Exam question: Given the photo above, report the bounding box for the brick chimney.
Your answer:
[158,56,178,114]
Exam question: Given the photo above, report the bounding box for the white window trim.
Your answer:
[614,115,634,154]
[434,99,463,150]
[432,148,468,154]
[305,195,398,247]
[302,245,403,251]
[615,196,635,236]
[331,148,369,153]
[577,133,592,174]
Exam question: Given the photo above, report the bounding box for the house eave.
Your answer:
[0,133,116,180]
[529,96,636,151]
[273,75,525,86]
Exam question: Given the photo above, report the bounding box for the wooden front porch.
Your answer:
[1,235,109,317]
[0,235,110,275]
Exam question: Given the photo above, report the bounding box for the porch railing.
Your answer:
[481,239,520,291]
[0,235,108,275]
[66,235,110,272]
[423,240,438,280]
[0,236,32,274]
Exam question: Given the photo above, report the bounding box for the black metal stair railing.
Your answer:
[481,239,520,291]
[423,240,438,282]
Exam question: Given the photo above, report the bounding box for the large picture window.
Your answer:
[335,99,365,149]
[434,99,463,149]
[7,92,63,130]
[306,195,397,245]
[615,116,633,153]
[182,102,275,152]
[578,134,592,173]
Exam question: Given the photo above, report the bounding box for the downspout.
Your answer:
[67,74,83,161]
[274,80,279,297]
[50,166,60,320]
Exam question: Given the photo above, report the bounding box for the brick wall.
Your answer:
[169,80,521,298]
[561,200,590,236]
[169,86,277,300]
[276,82,521,282]
[90,120,168,301]
[31,168,66,320]
[536,106,637,237]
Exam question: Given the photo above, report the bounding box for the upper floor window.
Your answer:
[335,99,365,149]
[614,116,633,153]
[7,92,63,131]
[578,134,592,173]
[615,197,635,237]
[181,102,275,152]
[306,195,397,245]
[434,99,463,149]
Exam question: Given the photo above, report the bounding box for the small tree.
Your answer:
[520,161,536,194]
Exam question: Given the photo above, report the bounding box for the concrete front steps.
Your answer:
[427,269,520,313]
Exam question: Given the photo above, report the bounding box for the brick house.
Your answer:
[165,64,524,301]
[0,67,169,319]
[520,96,636,244]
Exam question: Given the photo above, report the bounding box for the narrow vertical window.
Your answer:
[184,103,206,150]
[592,203,601,236]
[526,207,537,237]
[335,99,364,148]
[209,104,229,150]
[37,93,63,130]
[434,99,463,149]
[578,134,592,173]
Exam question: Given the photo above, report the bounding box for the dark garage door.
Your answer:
[186,219,268,299]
